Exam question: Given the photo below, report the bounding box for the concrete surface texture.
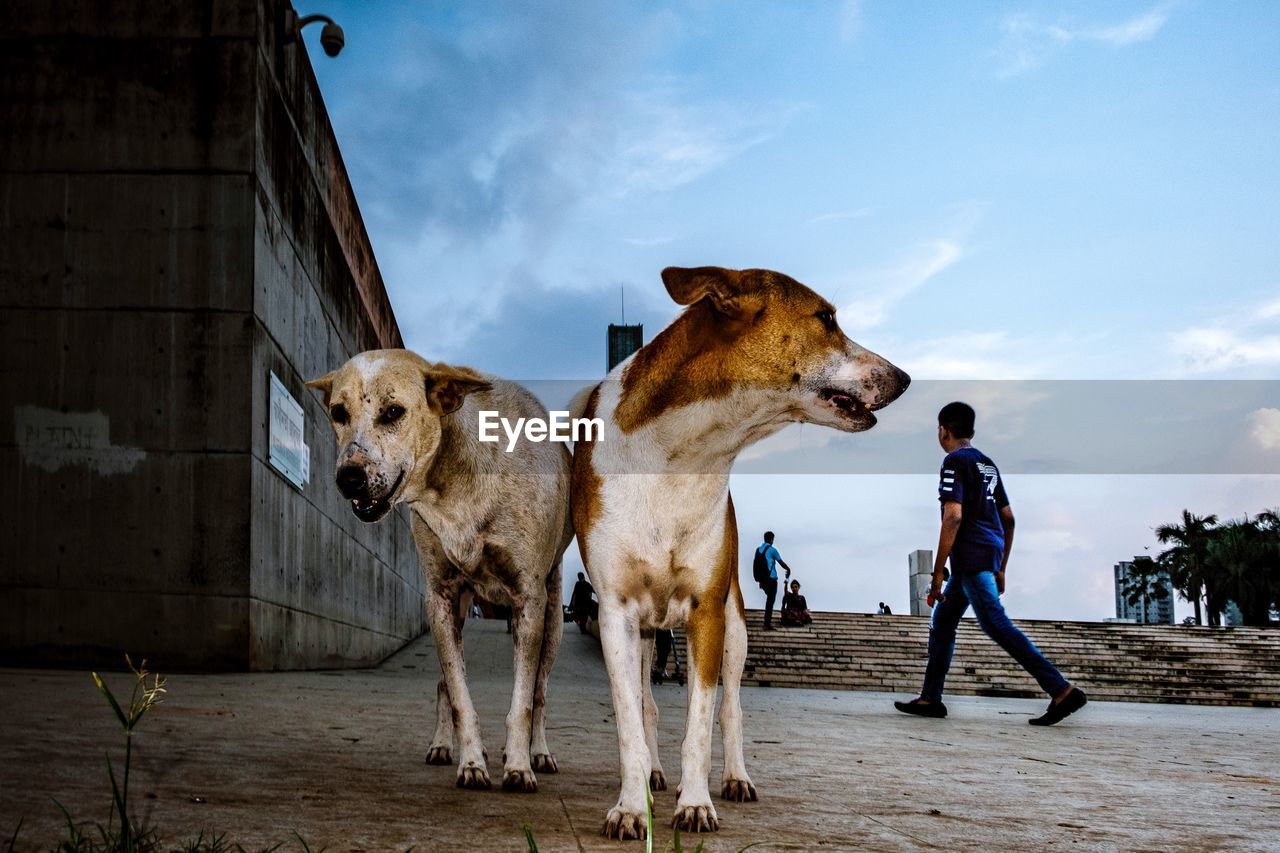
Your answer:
[0,0,424,670]
[2,619,1277,851]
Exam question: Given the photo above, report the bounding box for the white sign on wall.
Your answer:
[268,371,309,490]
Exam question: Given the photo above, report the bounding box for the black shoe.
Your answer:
[763,625,777,632]
[894,699,947,719]
[1029,687,1087,726]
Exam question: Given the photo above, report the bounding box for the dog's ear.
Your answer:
[424,364,493,416]
[661,266,747,315]
[304,372,335,405]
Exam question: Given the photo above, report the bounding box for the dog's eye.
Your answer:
[330,405,349,425]
[380,404,406,425]
[816,309,837,332]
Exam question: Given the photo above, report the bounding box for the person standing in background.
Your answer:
[752,531,791,631]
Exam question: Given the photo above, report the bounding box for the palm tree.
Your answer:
[1261,509,1280,621]
[1206,516,1275,627]
[1155,510,1218,626]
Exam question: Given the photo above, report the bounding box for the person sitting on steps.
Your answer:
[780,580,812,626]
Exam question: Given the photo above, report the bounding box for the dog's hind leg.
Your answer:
[427,678,454,765]
[530,559,562,775]
[502,588,546,793]
[639,630,666,791]
[718,576,757,802]
[427,588,468,765]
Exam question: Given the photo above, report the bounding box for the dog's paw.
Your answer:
[602,806,647,840]
[672,804,719,833]
[721,777,757,802]
[649,769,667,791]
[532,752,558,774]
[455,762,491,790]
[425,745,453,766]
[502,768,538,793]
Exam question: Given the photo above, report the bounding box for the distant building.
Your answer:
[607,323,643,372]
[908,550,933,617]
[1114,559,1175,624]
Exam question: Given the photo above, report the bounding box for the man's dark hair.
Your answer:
[578,572,585,580]
[763,531,774,543]
[938,401,976,439]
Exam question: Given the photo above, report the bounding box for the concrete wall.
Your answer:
[0,0,426,670]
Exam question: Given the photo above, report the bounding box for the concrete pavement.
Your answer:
[2,619,1278,851]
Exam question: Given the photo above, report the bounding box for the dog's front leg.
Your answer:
[501,591,544,793]
[426,588,489,789]
[427,587,467,765]
[598,601,651,840]
[674,605,726,833]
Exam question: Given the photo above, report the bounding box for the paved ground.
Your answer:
[2,620,1278,852]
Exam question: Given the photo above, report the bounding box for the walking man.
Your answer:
[894,402,1087,726]
[753,531,791,631]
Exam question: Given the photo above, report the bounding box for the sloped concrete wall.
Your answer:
[0,0,426,670]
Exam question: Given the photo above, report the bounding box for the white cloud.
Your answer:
[1250,408,1280,451]
[612,88,805,195]
[838,0,864,44]
[1090,9,1170,46]
[1258,299,1280,321]
[1170,299,1280,374]
[892,332,1026,380]
[996,4,1172,76]
[838,239,964,331]
[807,207,873,225]
[621,234,677,248]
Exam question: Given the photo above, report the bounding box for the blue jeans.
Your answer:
[921,570,1069,701]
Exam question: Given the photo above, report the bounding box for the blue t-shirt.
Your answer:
[938,446,1010,573]
[757,544,782,579]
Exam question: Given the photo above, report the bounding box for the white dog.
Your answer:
[571,267,910,837]
[308,350,573,792]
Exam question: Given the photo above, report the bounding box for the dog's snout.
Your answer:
[862,361,910,410]
[336,464,368,498]
[890,365,910,394]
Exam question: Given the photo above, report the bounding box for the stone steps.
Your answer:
[668,611,1280,707]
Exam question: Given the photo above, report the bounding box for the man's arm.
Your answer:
[931,502,963,603]
[777,558,791,577]
[996,504,1015,594]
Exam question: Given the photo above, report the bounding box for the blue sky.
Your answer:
[308,1,1280,620]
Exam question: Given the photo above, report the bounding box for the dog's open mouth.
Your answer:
[818,387,874,422]
[350,470,405,522]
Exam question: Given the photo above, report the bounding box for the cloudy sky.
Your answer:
[308,1,1280,620]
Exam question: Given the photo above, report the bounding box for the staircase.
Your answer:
[673,611,1280,707]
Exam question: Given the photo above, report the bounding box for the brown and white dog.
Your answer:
[571,267,910,838]
[307,349,573,793]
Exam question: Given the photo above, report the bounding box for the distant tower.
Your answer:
[606,285,643,371]
[607,324,643,371]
